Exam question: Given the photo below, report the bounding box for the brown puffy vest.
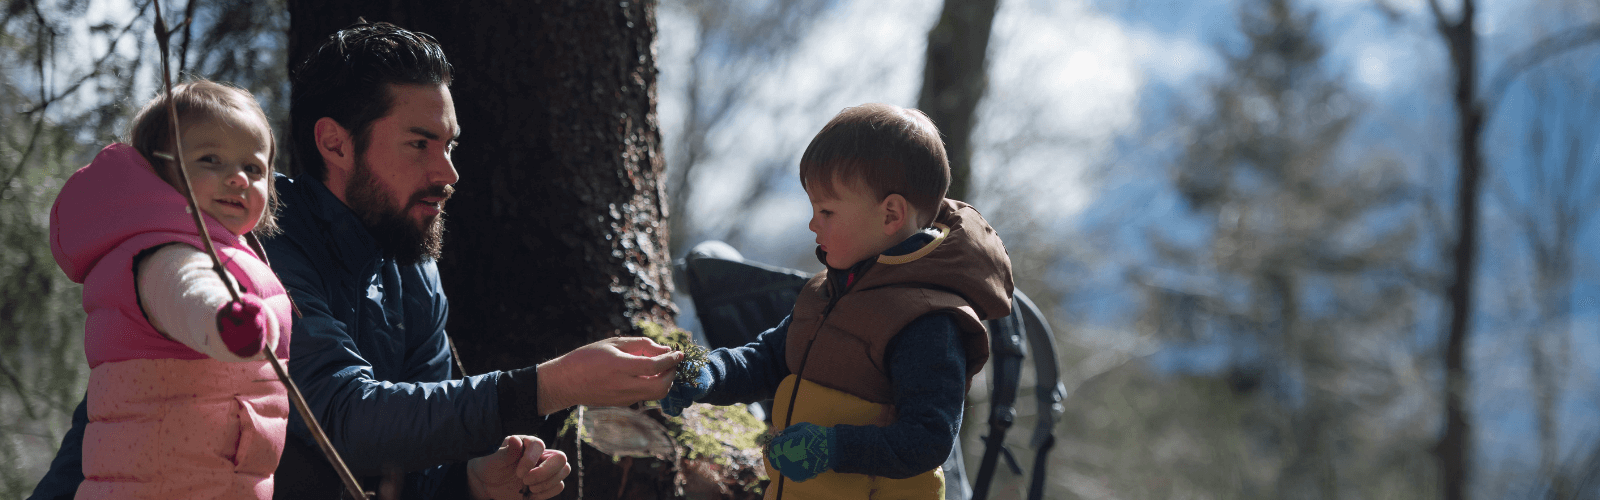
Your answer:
[782,199,1013,407]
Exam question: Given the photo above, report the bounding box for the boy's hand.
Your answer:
[766,423,835,482]
[659,364,712,416]
[216,294,272,358]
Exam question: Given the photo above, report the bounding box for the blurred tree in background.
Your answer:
[916,0,998,203]
[660,0,830,258]
[1,1,143,494]
[0,17,89,497]
[1114,0,1434,497]
[1,2,287,497]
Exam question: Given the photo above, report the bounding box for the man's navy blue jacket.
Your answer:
[263,173,544,497]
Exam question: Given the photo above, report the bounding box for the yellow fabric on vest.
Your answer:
[765,375,945,500]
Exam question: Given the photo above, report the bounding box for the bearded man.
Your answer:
[28,21,682,500]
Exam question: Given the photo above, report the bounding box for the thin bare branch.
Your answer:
[0,357,39,420]
[19,0,155,116]
[1484,23,1600,115]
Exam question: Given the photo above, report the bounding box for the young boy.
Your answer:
[662,103,1014,499]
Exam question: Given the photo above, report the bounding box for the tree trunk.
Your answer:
[287,2,679,498]
[916,0,999,202]
[1432,0,1481,498]
[286,0,676,370]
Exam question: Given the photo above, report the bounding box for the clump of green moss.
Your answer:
[637,321,709,388]
[636,321,769,491]
[557,406,584,441]
[670,404,767,465]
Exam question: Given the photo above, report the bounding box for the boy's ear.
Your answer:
[881,193,909,235]
[314,117,354,175]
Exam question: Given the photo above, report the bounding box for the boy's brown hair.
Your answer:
[127,79,280,236]
[799,103,949,225]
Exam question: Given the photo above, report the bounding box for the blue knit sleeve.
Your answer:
[25,395,87,500]
[831,313,967,479]
[699,314,793,406]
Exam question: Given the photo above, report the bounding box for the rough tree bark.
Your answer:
[285,1,675,371]
[286,2,681,498]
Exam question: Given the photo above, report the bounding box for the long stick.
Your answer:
[151,3,232,304]
[150,2,368,498]
[266,351,367,499]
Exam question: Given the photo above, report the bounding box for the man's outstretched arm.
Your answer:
[275,256,679,476]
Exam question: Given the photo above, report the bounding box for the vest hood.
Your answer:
[846,198,1014,320]
[51,143,244,283]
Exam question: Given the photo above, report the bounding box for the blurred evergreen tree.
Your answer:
[1,1,288,496]
[0,78,88,500]
[1129,0,1432,497]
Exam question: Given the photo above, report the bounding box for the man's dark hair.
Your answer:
[290,20,453,181]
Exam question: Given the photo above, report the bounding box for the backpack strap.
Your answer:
[1018,292,1065,500]
[971,290,1064,500]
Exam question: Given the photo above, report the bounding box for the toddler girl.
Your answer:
[49,79,292,499]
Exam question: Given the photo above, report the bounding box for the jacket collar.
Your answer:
[814,228,939,297]
[277,173,383,276]
[812,199,1013,320]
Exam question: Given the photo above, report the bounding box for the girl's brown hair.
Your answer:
[126,79,279,236]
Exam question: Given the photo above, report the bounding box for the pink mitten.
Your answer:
[216,294,270,358]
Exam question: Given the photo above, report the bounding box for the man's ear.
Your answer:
[314,117,354,175]
[881,193,909,235]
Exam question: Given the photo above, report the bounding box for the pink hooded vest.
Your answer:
[50,143,291,499]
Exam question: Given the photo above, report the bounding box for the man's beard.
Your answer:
[345,155,450,265]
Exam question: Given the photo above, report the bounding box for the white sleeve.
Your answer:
[135,243,280,362]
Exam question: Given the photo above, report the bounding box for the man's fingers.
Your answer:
[525,450,568,482]
[524,456,571,500]
[524,479,566,500]
[514,436,547,479]
[499,435,522,457]
[612,336,673,357]
[644,350,684,375]
[523,449,569,486]
[611,349,684,378]
[521,436,546,459]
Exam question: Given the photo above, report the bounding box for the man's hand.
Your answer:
[537,337,684,415]
[468,435,569,500]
